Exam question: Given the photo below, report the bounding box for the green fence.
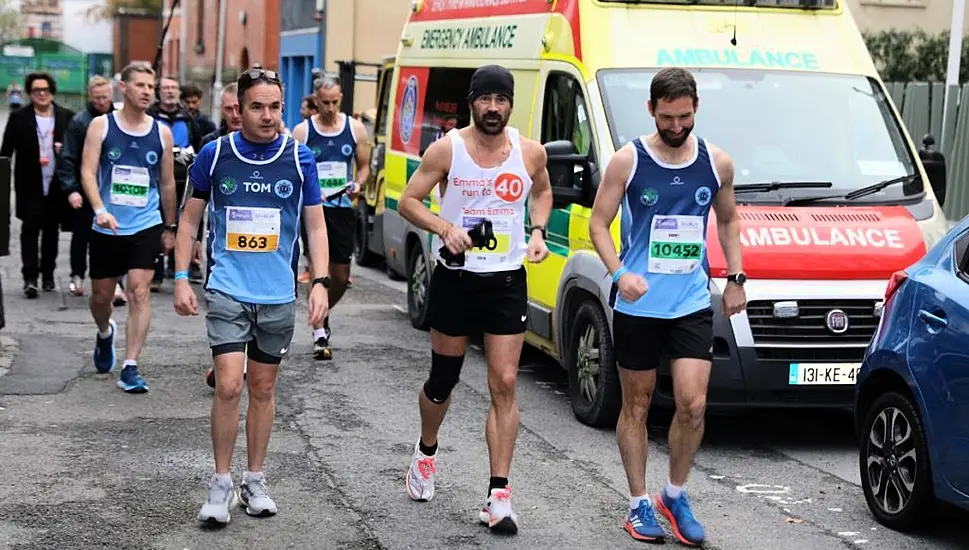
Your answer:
[885,81,969,222]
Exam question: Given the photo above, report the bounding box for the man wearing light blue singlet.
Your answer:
[173,67,330,526]
[589,67,747,546]
[291,75,370,361]
[79,62,177,394]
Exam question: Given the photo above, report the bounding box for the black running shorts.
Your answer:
[88,224,164,280]
[323,206,354,265]
[428,263,527,337]
[611,307,714,371]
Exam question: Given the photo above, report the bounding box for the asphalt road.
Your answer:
[0,111,967,549]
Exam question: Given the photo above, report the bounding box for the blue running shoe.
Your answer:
[117,364,149,393]
[624,499,666,542]
[93,319,117,373]
[655,491,705,546]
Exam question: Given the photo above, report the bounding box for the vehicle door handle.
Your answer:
[917,309,948,328]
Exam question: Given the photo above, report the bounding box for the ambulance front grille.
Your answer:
[747,299,879,354]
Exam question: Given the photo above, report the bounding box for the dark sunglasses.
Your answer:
[240,68,280,85]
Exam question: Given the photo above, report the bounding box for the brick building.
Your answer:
[161,0,281,110]
[279,0,410,130]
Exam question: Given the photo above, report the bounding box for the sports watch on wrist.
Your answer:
[528,225,547,239]
[312,276,331,289]
[165,224,177,233]
[727,272,747,286]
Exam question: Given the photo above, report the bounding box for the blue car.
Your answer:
[855,215,969,531]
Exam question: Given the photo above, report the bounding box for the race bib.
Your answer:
[318,161,348,199]
[110,165,150,207]
[462,214,513,267]
[647,215,704,275]
[226,206,281,253]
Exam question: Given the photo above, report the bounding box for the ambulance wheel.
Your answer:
[565,299,621,428]
[353,202,380,267]
[407,242,431,331]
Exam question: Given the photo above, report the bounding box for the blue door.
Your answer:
[907,229,969,494]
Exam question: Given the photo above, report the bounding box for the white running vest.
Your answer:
[433,127,533,273]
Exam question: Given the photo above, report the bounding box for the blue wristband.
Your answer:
[174,271,189,281]
[613,265,628,283]
[94,207,107,216]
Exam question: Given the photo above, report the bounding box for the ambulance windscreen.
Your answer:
[597,69,920,203]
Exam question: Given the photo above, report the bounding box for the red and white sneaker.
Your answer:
[405,441,436,501]
[479,486,519,534]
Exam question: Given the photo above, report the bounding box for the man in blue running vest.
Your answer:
[172,67,330,526]
[79,62,177,393]
[290,75,370,361]
[589,67,747,546]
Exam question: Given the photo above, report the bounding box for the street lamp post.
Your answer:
[943,0,965,148]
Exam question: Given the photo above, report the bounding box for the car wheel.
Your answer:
[353,202,380,267]
[859,391,936,531]
[407,242,431,331]
[565,300,621,428]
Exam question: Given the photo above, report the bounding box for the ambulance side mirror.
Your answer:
[545,140,594,209]
[918,134,947,207]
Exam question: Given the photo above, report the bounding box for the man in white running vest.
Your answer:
[397,65,553,535]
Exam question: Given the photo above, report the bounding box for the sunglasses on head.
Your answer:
[240,68,280,85]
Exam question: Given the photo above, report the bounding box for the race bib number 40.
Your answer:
[110,165,150,207]
[318,161,348,199]
[647,215,704,275]
[226,206,281,253]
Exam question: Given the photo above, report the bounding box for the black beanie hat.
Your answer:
[468,64,515,105]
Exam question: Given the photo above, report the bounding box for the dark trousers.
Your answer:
[154,180,204,280]
[70,203,94,278]
[20,194,60,282]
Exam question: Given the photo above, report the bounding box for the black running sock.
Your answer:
[489,477,508,495]
[418,438,437,456]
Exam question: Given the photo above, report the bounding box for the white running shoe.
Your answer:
[479,486,519,534]
[405,441,437,502]
[240,471,278,517]
[198,475,238,525]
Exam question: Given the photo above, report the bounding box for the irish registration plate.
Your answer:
[788,363,860,385]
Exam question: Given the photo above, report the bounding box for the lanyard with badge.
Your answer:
[37,121,53,167]
[647,215,705,275]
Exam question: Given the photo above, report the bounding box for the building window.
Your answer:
[195,0,206,53]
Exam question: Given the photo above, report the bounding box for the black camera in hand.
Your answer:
[439,218,497,267]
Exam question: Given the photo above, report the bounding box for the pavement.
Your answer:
[0,112,967,549]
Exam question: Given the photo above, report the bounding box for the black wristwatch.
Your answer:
[312,276,331,289]
[727,272,747,286]
[528,225,547,239]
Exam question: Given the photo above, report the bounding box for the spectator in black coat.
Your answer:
[0,72,75,298]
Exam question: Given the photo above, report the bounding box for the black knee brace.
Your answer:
[423,351,465,403]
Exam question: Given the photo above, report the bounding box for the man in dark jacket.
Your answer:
[181,83,217,137]
[58,75,126,303]
[0,72,75,298]
[148,75,202,289]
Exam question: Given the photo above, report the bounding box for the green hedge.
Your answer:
[864,29,969,83]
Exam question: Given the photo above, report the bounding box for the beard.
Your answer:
[472,109,508,136]
[658,125,693,148]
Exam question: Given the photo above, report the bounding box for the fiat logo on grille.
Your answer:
[826,309,849,334]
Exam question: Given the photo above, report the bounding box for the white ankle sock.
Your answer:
[629,494,648,510]
[123,360,137,368]
[665,480,683,499]
[313,328,327,340]
[98,324,113,339]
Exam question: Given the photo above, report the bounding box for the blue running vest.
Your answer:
[93,112,164,235]
[613,135,722,319]
[204,133,309,304]
[304,114,357,209]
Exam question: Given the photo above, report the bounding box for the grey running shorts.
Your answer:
[204,289,296,365]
